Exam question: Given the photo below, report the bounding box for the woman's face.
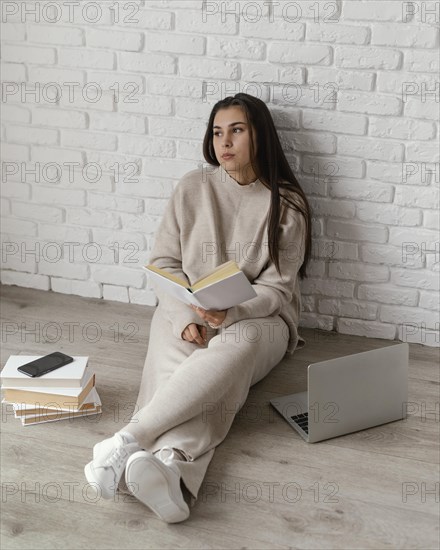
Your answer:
[212,106,257,182]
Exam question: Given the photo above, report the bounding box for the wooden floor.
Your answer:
[1,284,438,550]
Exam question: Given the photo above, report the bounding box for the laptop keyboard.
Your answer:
[290,412,308,434]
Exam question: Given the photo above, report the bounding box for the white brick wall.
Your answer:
[1,0,439,347]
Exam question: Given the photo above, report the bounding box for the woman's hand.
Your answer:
[181,323,207,346]
[189,304,228,328]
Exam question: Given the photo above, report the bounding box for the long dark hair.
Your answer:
[202,93,312,279]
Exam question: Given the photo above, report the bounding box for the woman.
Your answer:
[84,93,312,523]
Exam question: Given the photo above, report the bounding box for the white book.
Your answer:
[12,387,101,417]
[19,387,102,425]
[1,371,95,408]
[0,356,89,389]
[144,260,257,310]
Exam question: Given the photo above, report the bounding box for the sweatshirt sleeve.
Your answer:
[221,201,306,328]
[148,185,201,340]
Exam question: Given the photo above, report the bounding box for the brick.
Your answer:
[0,270,50,291]
[1,217,37,236]
[337,91,402,115]
[119,134,175,157]
[302,155,364,178]
[7,125,58,146]
[118,95,172,116]
[277,130,336,154]
[372,24,438,48]
[357,203,421,226]
[329,261,388,282]
[301,277,355,298]
[1,22,25,41]
[241,20,303,41]
[406,141,440,163]
[207,37,264,59]
[389,227,439,250]
[67,208,120,229]
[419,291,440,310]
[179,56,239,79]
[148,76,202,98]
[367,161,433,185]
[308,197,355,218]
[59,48,115,70]
[328,179,392,202]
[369,116,435,140]
[342,1,410,21]
[61,129,117,152]
[114,8,172,30]
[129,287,157,306]
[92,229,145,249]
[391,268,440,292]
[39,224,90,243]
[88,192,143,214]
[307,67,374,91]
[12,201,64,223]
[33,186,85,206]
[103,284,129,303]
[27,23,83,45]
[51,277,101,298]
[335,46,401,70]
[377,72,439,95]
[306,23,369,45]
[32,107,87,128]
[395,186,439,209]
[338,136,404,162]
[89,112,145,134]
[358,284,418,306]
[86,29,142,51]
[423,210,440,230]
[361,244,423,268]
[176,10,238,35]
[149,117,207,139]
[1,104,31,124]
[120,52,175,74]
[404,97,439,120]
[404,50,440,73]
[336,318,396,340]
[1,143,29,162]
[327,220,387,243]
[28,67,86,85]
[1,62,26,82]
[302,109,367,135]
[318,299,377,320]
[146,32,205,54]
[92,266,144,288]
[39,257,90,279]
[86,71,144,93]
[380,305,438,329]
[2,44,55,64]
[269,43,331,65]
[31,145,83,166]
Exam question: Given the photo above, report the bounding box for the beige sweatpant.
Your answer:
[121,304,289,503]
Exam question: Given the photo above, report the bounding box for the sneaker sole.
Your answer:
[125,452,189,523]
[84,461,116,500]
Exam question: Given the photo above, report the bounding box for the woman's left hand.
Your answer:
[189,304,228,328]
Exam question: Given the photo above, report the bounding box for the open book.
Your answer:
[144,260,257,310]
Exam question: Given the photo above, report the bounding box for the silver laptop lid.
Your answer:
[307,342,409,443]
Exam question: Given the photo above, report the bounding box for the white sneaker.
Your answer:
[84,431,142,499]
[125,446,190,523]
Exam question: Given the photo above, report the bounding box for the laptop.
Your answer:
[270,342,409,443]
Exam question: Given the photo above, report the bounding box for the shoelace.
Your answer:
[158,445,178,466]
[102,438,140,470]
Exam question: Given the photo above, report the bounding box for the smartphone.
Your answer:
[17,352,74,378]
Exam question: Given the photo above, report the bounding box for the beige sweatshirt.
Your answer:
[148,164,307,355]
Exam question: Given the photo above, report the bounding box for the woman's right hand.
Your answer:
[181,323,207,346]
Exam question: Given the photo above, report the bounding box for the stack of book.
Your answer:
[0,355,102,426]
